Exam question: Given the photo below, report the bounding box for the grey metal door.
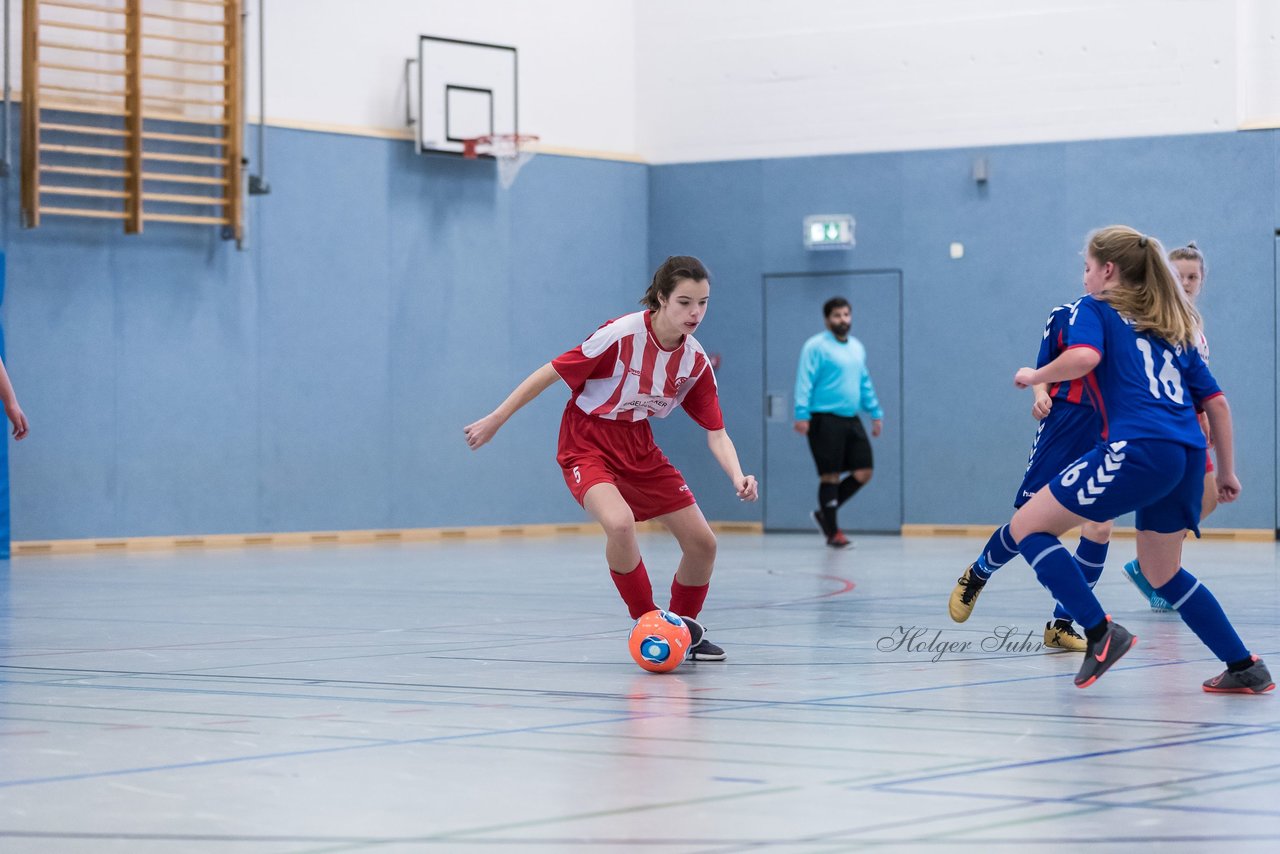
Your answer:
[763,271,902,532]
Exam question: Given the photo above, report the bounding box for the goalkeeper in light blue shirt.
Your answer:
[793,297,883,548]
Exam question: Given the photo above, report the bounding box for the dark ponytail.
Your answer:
[640,256,710,310]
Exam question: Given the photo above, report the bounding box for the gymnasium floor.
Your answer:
[1,531,1277,852]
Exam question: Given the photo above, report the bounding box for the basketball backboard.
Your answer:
[414,35,518,157]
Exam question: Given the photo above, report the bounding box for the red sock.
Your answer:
[669,578,709,620]
[611,560,656,619]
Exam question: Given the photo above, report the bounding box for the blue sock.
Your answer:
[1018,532,1106,630]
[1157,569,1249,664]
[1074,536,1109,586]
[1055,536,1109,621]
[973,524,1018,580]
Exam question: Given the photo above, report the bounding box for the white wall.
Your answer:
[3,0,640,157]
[255,0,638,156]
[1239,0,1280,128]
[6,1,1279,164]
[636,0,1280,163]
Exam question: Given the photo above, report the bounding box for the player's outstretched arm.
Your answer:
[1015,348,1100,389]
[464,362,560,451]
[1202,395,1239,503]
[706,429,758,502]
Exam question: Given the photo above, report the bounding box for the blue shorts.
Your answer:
[1014,401,1100,508]
[1047,439,1205,535]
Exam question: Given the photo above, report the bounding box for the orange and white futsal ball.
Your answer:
[627,609,693,673]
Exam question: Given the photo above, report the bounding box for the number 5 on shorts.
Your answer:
[572,465,581,484]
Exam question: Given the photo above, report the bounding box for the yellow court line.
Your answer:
[10,520,763,556]
[900,523,1273,542]
[13,521,1268,556]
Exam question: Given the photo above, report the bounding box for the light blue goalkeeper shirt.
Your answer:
[793,331,883,421]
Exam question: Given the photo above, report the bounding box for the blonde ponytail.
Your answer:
[1087,225,1201,348]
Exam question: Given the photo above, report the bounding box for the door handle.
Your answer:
[766,393,787,422]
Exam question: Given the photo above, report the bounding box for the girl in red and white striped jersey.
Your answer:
[464,256,758,661]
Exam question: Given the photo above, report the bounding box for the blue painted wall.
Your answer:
[652,131,1279,530]
[2,125,1277,539]
[2,127,648,539]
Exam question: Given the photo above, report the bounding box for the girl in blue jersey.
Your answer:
[1007,225,1271,692]
[948,298,1112,653]
[1122,242,1216,610]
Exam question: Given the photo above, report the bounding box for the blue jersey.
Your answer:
[1067,296,1220,446]
[1037,299,1091,406]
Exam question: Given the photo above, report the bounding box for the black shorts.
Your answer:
[807,413,873,475]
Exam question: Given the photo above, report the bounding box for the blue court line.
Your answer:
[6,658,1058,703]
[878,778,1280,818]
[12,646,1275,714]
[5,662,1255,731]
[2,685,1219,761]
[685,648,1279,708]
[0,667,1118,731]
[0,628,380,660]
[698,696,1248,729]
[0,629,640,669]
[796,766,1280,846]
[680,790,1280,849]
[1,680,1273,799]
[0,707,708,789]
[0,680,717,724]
[4,663,658,697]
[4,658,1268,729]
[931,758,1280,803]
[4,831,1272,847]
[2,655,1275,794]
[866,724,1280,790]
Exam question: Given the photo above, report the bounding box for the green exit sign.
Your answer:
[803,214,855,250]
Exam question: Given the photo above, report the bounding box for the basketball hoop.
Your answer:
[462,134,540,189]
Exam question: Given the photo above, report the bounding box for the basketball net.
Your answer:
[462,134,540,189]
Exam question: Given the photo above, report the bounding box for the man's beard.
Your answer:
[831,322,850,337]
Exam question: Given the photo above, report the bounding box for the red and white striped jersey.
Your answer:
[552,311,725,430]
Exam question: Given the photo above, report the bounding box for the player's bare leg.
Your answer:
[1008,486,1085,541]
[1201,470,1218,520]
[1133,529,1184,589]
[1124,482,1210,612]
[654,503,723,660]
[583,483,641,573]
[584,483,657,620]
[654,503,716,587]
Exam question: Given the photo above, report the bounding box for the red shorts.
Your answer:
[556,404,697,522]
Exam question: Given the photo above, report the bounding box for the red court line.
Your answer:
[763,573,857,607]
[815,574,856,597]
